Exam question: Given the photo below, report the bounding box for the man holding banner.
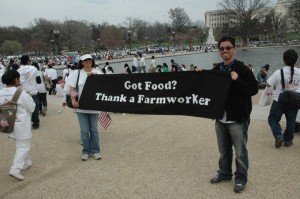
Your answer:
[207,36,258,193]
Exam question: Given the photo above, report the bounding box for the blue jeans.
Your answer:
[76,112,100,155]
[215,119,249,184]
[268,100,298,144]
[31,94,40,127]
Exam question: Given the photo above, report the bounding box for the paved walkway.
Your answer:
[0,93,299,199]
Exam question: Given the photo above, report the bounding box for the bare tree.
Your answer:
[168,7,191,32]
[289,0,300,34]
[219,0,270,46]
[268,8,287,43]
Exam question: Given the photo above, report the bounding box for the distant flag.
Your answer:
[98,111,112,130]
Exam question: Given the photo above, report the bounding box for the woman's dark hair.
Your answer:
[124,63,129,68]
[20,55,30,65]
[32,62,40,70]
[263,64,270,71]
[218,35,236,48]
[163,63,168,68]
[78,59,96,69]
[2,69,20,86]
[283,49,298,83]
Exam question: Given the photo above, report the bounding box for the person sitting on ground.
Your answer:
[0,70,35,180]
[162,63,169,72]
[124,63,132,74]
[257,64,269,86]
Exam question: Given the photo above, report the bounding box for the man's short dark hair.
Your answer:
[20,55,30,65]
[283,49,298,67]
[218,36,236,48]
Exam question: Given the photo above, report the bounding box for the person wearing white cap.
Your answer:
[64,54,103,161]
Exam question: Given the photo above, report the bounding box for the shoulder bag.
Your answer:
[278,69,300,110]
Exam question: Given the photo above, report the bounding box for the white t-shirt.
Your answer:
[267,66,300,101]
[0,69,6,90]
[64,68,102,113]
[37,71,47,93]
[0,87,35,140]
[140,57,146,66]
[150,59,156,68]
[133,57,138,67]
[63,68,70,79]
[17,65,39,95]
[47,68,58,80]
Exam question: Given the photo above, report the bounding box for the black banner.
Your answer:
[79,71,231,119]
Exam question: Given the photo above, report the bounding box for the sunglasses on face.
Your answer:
[219,46,234,51]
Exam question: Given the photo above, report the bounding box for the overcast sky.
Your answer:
[0,0,277,28]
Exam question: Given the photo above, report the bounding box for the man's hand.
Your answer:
[230,71,238,80]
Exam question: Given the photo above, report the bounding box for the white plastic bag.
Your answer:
[258,86,273,106]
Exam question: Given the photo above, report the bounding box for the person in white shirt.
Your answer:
[32,62,48,116]
[46,63,58,95]
[132,54,138,73]
[267,49,300,148]
[64,54,102,161]
[63,64,71,80]
[0,67,6,90]
[138,53,146,73]
[17,55,41,129]
[148,56,156,73]
[0,70,35,180]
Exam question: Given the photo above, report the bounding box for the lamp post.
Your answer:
[264,29,267,41]
[54,30,60,55]
[97,38,100,51]
[128,30,132,54]
[172,31,175,51]
[50,39,55,55]
[145,37,148,52]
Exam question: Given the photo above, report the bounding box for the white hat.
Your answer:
[80,54,93,61]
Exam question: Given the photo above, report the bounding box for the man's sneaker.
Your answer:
[9,171,25,181]
[275,137,284,148]
[81,154,89,161]
[284,142,293,147]
[234,183,246,193]
[93,153,102,160]
[210,175,232,184]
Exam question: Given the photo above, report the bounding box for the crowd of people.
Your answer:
[0,36,299,195]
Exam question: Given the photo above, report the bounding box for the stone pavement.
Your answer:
[0,92,299,199]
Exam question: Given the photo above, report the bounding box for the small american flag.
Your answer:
[98,111,112,130]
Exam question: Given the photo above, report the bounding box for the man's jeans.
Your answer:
[268,100,298,143]
[215,119,249,184]
[76,112,100,155]
[31,94,40,127]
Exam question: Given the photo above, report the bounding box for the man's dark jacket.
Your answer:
[212,60,258,123]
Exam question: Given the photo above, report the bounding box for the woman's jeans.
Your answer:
[215,119,249,184]
[76,112,100,155]
[268,100,298,143]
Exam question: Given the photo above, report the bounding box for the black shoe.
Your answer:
[284,142,293,147]
[234,183,246,193]
[32,125,39,130]
[275,137,284,148]
[210,175,232,184]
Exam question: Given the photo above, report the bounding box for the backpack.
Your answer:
[0,88,22,133]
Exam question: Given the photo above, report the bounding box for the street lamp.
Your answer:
[54,30,60,55]
[172,31,175,51]
[145,37,148,52]
[50,39,55,55]
[128,30,132,54]
[264,29,267,41]
[97,38,100,51]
